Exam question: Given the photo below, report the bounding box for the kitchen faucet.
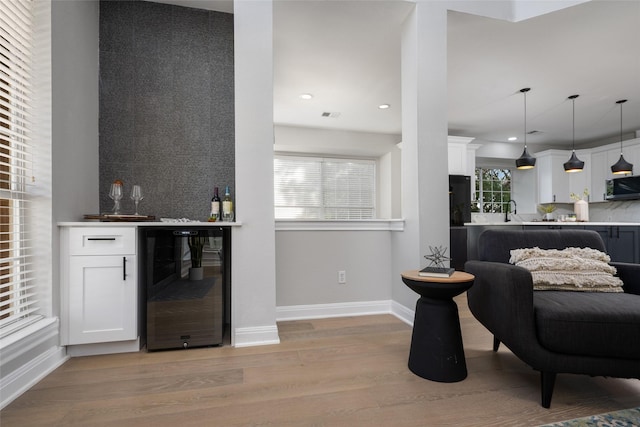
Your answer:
[505,200,517,222]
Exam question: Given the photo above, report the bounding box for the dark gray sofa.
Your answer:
[464,229,640,408]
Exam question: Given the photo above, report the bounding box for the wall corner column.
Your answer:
[232,0,279,347]
[393,2,450,309]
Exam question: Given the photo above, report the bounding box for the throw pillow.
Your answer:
[509,246,624,292]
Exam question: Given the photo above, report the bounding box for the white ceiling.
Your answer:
[274,0,640,152]
[446,0,640,150]
[151,0,640,152]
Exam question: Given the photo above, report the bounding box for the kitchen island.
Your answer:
[465,221,640,264]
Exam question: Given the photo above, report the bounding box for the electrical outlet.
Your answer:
[338,270,346,284]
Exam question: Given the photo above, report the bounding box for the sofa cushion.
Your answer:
[534,291,640,359]
[510,247,624,292]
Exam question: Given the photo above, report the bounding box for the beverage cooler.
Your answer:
[140,227,230,351]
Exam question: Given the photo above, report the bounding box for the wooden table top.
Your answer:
[401,270,475,284]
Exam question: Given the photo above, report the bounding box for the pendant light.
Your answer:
[563,94,585,173]
[515,88,536,169]
[610,99,633,175]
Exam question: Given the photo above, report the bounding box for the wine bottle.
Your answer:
[210,187,221,222]
[222,186,234,222]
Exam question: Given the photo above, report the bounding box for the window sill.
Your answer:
[0,317,59,364]
[275,219,405,232]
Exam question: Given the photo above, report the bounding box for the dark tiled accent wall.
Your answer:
[99,1,234,220]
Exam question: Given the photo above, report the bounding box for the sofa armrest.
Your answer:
[464,260,539,353]
[610,262,640,295]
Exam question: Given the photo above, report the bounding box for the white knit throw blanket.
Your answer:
[509,247,624,292]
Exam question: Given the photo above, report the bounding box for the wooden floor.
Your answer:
[2,294,639,426]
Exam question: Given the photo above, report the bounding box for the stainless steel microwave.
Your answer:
[606,175,640,200]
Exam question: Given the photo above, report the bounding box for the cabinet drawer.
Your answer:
[69,227,136,255]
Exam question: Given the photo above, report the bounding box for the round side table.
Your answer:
[401,270,474,382]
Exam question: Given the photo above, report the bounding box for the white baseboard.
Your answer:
[66,338,140,357]
[0,319,68,410]
[276,300,394,321]
[233,325,280,348]
[391,300,415,326]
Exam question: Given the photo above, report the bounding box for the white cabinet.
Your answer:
[448,141,468,175]
[589,139,640,202]
[537,149,592,204]
[61,227,137,346]
[537,150,571,203]
[623,141,640,175]
[569,149,591,199]
[590,150,611,202]
[448,136,480,198]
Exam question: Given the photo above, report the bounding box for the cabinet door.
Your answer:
[67,255,137,344]
[585,226,639,263]
[448,143,467,175]
[537,151,570,203]
[590,151,609,202]
[568,150,590,199]
[609,227,639,263]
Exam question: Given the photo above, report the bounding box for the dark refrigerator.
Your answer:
[140,227,230,351]
[449,175,471,226]
[449,175,471,271]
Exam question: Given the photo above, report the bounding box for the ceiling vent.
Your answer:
[321,112,341,118]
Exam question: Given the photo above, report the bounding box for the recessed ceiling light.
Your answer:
[299,93,313,100]
[508,137,518,141]
[378,104,390,109]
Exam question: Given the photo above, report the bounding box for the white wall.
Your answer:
[392,2,450,312]
[52,1,100,221]
[275,230,393,307]
[274,125,401,157]
[379,150,403,219]
[232,0,279,347]
[511,168,538,214]
[1,0,99,410]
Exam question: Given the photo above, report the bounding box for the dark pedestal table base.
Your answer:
[401,270,474,383]
[409,296,467,382]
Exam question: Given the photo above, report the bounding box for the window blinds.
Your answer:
[0,0,39,336]
[274,156,375,220]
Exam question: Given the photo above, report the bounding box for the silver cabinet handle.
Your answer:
[123,257,127,280]
[87,237,116,241]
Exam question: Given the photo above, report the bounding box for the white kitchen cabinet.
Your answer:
[537,150,571,204]
[590,150,610,202]
[590,143,637,202]
[448,136,479,198]
[568,149,591,199]
[623,140,640,175]
[537,149,592,204]
[61,226,138,346]
[448,141,468,175]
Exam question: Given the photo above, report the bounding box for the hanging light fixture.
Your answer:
[610,99,633,175]
[563,94,584,173]
[515,88,536,169]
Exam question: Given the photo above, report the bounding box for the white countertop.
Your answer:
[58,221,241,227]
[465,221,640,226]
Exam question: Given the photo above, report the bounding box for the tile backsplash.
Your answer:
[99,1,235,220]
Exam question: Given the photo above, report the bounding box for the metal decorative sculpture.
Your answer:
[424,245,451,268]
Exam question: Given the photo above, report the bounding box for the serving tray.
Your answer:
[84,214,156,222]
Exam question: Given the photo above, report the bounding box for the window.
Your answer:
[274,155,376,220]
[475,168,511,213]
[0,0,39,336]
